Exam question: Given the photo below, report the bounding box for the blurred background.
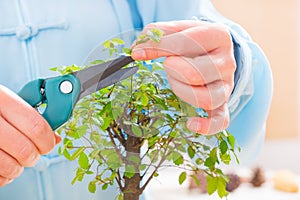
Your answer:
[211,0,300,172]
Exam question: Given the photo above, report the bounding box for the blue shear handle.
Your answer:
[18,75,81,130]
[42,75,81,130]
[18,79,45,106]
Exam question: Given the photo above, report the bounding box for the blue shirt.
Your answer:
[0,0,273,199]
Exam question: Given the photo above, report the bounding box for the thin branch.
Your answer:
[116,169,124,191]
[140,146,171,192]
[106,128,125,159]
[109,123,126,146]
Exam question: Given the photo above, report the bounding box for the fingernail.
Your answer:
[187,119,201,132]
[55,133,62,144]
[132,49,146,60]
[7,179,14,184]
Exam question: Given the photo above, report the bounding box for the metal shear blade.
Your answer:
[73,56,137,99]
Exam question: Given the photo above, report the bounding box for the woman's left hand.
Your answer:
[131,20,236,135]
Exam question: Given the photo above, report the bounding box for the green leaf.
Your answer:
[71,168,85,184]
[187,146,196,159]
[220,153,231,165]
[74,124,89,139]
[140,93,149,106]
[125,165,135,178]
[70,147,85,161]
[190,174,200,186]
[139,164,147,171]
[58,146,63,155]
[63,149,71,160]
[106,152,122,170]
[178,171,187,185]
[152,62,164,71]
[128,155,140,164]
[147,28,164,43]
[102,183,108,190]
[102,40,111,49]
[195,158,204,165]
[90,59,104,65]
[88,181,96,193]
[78,152,89,169]
[112,38,125,45]
[217,177,229,198]
[148,136,159,147]
[209,147,218,163]
[63,137,73,148]
[177,144,186,153]
[204,157,215,169]
[227,134,236,149]
[220,140,228,155]
[117,194,123,200]
[169,131,178,138]
[206,175,218,195]
[101,117,112,131]
[122,47,131,55]
[90,132,101,144]
[172,152,184,166]
[131,125,142,137]
[112,106,123,120]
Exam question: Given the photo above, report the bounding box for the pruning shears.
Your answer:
[18,56,137,130]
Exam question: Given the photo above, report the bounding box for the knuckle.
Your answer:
[217,24,231,41]
[224,56,236,72]
[17,143,39,166]
[0,85,9,107]
[213,24,232,49]
[189,76,202,85]
[28,115,55,154]
[0,177,9,187]
[188,69,205,85]
[198,97,213,110]
[221,114,230,130]
[214,55,235,72]
[29,115,49,139]
[197,89,213,110]
[1,161,22,179]
[222,107,230,129]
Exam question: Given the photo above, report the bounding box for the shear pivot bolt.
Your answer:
[60,80,73,94]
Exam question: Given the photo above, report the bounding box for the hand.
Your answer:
[0,85,61,186]
[131,20,236,135]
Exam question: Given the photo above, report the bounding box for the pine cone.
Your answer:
[250,167,266,187]
[226,173,241,192]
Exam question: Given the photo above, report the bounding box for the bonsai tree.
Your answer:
[54,29,240,200]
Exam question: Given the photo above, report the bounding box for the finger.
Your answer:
[0,117,40,167]
[139,20,215,37]
[168,76,232,110]
[132,20,210,48]
[186,103,230,135]
[164,55,232,85]
[132,23,231,60]
[0,149,23,179]
[0,86,56,154]
[55,132,62,145]
[0,176,12,187]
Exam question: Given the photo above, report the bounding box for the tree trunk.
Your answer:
[123,135,142,200]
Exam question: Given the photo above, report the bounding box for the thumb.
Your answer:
[131,41,173,60]
[54,132,62,144]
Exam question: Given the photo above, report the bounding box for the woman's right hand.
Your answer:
[0,85,61,187]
